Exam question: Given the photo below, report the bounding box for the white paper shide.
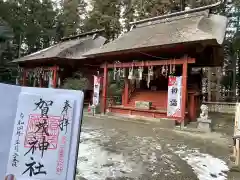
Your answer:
[167,76,182,117]
[6,93,74,180]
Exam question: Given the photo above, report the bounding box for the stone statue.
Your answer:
[200,104,209,119]
[197,104,211,132]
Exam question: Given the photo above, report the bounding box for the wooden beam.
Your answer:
[124,78,129,105]
[101,58,195,68]
[52,65,59,88]
[181,58,188,126]
[102,62,108,113]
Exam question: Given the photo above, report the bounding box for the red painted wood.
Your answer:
[109,106,183,120]
[124,79,129,105]
[109,107,166,118]
[181,59,188,122]
[52,65,58,88]
[121,88,198,121]
[101,58,195,68]
[188,94,195,121]
[102,63,108,113]
[122,93,125,105]
[109,106,185,121]
[127,91,167,109]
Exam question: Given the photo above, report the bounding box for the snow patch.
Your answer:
[174,146,229,180]
[184,153,228,180]
[77,131,142,180]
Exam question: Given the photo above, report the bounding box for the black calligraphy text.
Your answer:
[23,98,53,176]
[170,99,177,106]
[22,157,46,177]
[34,98,53,118]
[59,100,71,134]
[171,87,178,94]
[12,113,24,167]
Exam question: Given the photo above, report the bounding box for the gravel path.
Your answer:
[76,115,232,180]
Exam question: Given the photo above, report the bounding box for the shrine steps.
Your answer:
[109,90,189,121]
[108,105,168,119]
[128,90,167,110]
[108,105,187,120]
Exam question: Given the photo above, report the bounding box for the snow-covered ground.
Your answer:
[174,145,229,180]
[77,131,139,179]
[76,128,229,180]
[76,129,180,179]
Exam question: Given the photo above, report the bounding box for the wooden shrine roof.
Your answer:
[83,2,227,58]
[12,29,106,63]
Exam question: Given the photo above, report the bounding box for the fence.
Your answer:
[204,101,237,114]
[106,97,237,114]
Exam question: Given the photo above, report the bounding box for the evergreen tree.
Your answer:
[59,0,87,37]
[84,0,122,40]
[0,0,24,58]
[0,16,14,84]
[21,0,43,53]
[122,0,218,33]
[78,0,88,32]
[0,18,13,52]
[122,0,175,31]
[0,0,58,55]
[218,0,240,100]
[0,0,58,84]
[40,0,57,48]
[121,0,135,31]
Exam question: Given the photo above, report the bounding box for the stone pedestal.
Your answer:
[89,104,101,116]
[197,118,212,132]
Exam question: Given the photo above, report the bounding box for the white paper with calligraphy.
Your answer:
[167,76,182,118]
[93,76,101,106]
[234,103,240,136]
[6,92,74,180]
[0,83,84,180]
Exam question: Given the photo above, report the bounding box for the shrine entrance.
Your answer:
[81,5,226,123]
[101,58,200,123]
[11,30,106,104]
[129,64,181,91]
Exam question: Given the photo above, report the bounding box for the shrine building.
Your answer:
[12,2,228,124]
[11,29,107,104]
[82,2,227,123]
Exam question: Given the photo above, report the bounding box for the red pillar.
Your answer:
[52,65,58,88]
[189,94,196,121]
[124,78,129,105]
[181,60,188,123]
[122,93,125,105]
[102,63,108,113]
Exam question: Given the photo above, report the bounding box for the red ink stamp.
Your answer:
[56,136,66,174]
[24,114,61,149]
